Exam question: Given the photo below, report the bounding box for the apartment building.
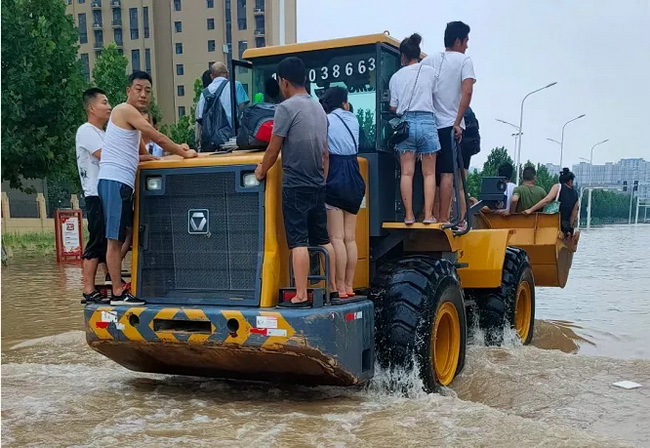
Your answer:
[572,158,650,198]
[65,0,297,123]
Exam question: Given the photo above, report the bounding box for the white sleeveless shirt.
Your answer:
[98,117,141,189]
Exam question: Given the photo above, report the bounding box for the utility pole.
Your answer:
[628,190,634,224]
[635,196,640,225]
[587,187,593,230]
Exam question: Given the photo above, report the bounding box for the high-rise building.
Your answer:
[572,158,650,199]
[65,0,297,123]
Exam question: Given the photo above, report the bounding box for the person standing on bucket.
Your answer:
[98,71,197,306]
[254,57,337,306]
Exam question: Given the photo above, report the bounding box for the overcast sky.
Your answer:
[297,0,650,170]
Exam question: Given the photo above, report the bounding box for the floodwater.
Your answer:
[2,225,649,447]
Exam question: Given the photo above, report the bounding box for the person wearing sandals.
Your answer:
[389,33,441,225]
[319,87,366,299]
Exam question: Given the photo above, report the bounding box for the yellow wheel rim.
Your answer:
[514,280,532,342]
[431,301,461,386]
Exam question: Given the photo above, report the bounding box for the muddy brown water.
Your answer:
[2,225,649,447]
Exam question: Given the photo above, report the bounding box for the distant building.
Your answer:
[572,158,650,198]
[64,0,297,123]
[544,163,561,176]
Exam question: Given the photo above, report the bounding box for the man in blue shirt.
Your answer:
[195,61,249,149]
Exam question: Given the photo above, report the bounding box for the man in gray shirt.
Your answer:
[255,57,336,306]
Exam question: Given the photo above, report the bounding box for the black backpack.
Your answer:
[199,81,233,152]
[462,107,481,156]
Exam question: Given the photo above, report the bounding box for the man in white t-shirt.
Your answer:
[422,21,476,225]
[76,88,112,304]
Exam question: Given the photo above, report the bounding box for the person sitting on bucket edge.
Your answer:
[254,57,338,306]
[510,166,547,214]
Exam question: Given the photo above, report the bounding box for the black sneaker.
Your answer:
[110,290,145,306]
[81,290,110,305]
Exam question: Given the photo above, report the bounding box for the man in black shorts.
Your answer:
[255,57,337,306]
[422,21,477,224]
[76,88,112,304]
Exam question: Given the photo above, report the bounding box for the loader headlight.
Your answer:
[242,172,260,187]
[146,176,163,191]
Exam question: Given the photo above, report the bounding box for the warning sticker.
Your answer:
[345,311,363,322]
[101,311,118,323]
[266,328,287,337]
[256,316,278,329]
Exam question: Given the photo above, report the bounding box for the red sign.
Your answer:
[54,209,84,262]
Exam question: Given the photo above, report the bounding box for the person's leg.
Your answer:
[120,228,132,261]
[343,211,358,295]
[81,196,105,296]
[326,207,347,295]
[282,187,310,303]
[421,154,437,222]
[106,239,124,295]
[82,258,100,295]
[292,246,310,302]
[399,151,417,223]
[309,187,336,296]
[436,127,455,223]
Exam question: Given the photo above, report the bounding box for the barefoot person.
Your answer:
[320,87,365,298]
[76,88,111,304]
[98,71,197,305]
[255,57,337,306]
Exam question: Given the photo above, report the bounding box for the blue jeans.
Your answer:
[395,111,441,155]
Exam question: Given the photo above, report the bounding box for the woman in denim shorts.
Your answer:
[389,33,441,224]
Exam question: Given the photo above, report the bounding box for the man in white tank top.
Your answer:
[98,71,197,305]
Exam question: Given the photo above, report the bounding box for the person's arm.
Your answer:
[323,139,330,179]
[92,149,101,159]
[524,184,558,214]
[453,58,477,140]
[124,105,197,158]
[570,201,579,226]
[389,75,398,114]
[510,191,520,214]
[195,93,205,146]
[255,134,283,180]
[236,81,250,112]
[453,79,474,141]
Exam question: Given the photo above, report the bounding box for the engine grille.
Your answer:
[137,169,262,305]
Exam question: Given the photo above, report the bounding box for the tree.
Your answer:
[534,163,558,193]
[482,147,513,177]
[1,0,86,190]
[159,77,203,148]
[91,42,128,107]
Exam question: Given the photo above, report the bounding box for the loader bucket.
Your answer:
[476,213,577,287]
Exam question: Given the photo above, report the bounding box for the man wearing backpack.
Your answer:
[422,21,476,226]
[195,61,250,151]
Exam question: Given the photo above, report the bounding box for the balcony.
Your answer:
[111,0,121,8]
[253,7,264,15]
[112,19,122,28]
[254,28,265,37]
[92,22,103,29]
[91,1,102,9]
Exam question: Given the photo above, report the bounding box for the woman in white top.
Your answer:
[320,87,365,299]
[389,33,441,224]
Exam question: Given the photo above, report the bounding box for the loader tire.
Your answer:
[371,257,467,392]
[477,247,535,345]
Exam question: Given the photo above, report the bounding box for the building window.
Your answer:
[255,36,265,48]
[80,53,90,81]
[208,61,215,69]
[112,8,121,26]
[113,27,123,46]
[78,0,85,4]
[143,7,150,38]
[175,43,183,54]
[145,48,151,73]
[178,106,186,117]
[174,0,181,11]
[174,21,182,33]
[238,40,247,64]
[208,40,216,52]
[93,10,102,27]
[78,13,88,44]
[177,85,185,96]
[94,29,103,48]
[67,0,72,5]
[176,64,184,75]
[207,0,214,7]
[207,18,215,30]
[131,49,140,72]
[255,0,264,9]
[254,14,264,33]
[129,8,139,39]
[237,0,247,30]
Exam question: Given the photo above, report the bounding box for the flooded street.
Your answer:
[2,225,649,447]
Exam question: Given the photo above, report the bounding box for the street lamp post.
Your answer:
[588,139,609,186]
[559,114,586,168]
[496,119,521,160]
[515,82,558,182]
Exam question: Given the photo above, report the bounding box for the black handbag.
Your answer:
[388,64,423,149]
